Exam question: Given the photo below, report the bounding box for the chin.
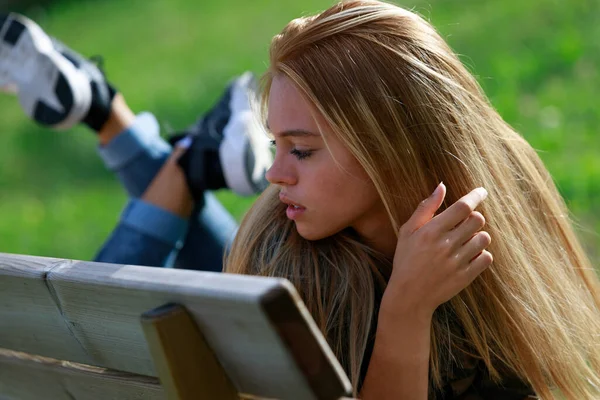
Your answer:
[295,222,341,241]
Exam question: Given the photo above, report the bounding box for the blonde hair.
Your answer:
[225,1,600,397]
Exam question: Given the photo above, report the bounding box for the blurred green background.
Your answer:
[0,0,598,264]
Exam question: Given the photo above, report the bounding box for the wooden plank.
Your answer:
[0,253,92,364]
[0,253,351,399]
[261,286,352,399]
[141,303,238,400]
[45,259,321,399]
[0,348,164,400]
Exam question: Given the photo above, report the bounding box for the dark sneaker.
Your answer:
[174,72,273,198]
[51,40,117,132]
[0,13,115,131]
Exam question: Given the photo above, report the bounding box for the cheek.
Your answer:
[306,165,349,208]
[297,165,376,239]
[312,156,375,214]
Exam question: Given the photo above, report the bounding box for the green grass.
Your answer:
[0,0,598,264]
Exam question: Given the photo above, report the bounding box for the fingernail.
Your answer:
[476,187,488,200]
[175,135,193,149]
[432,181,444,197]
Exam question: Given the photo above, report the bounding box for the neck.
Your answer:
[353,206,397,259]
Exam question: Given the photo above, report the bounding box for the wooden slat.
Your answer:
[0,253,352,400]
[261,286,352,399]
[0,349,164,400]
[0,254,92,364]
[141,303,238,400]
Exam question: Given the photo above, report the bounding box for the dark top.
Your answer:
[359,329,535,399]
[357,286,535,399]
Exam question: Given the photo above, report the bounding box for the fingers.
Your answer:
[450,211,485,247]
[455,231,491,265]
[433,187,488,232]
[463,250,493,283]
[403,182,446,234]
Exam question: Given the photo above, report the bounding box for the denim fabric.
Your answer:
[97,112,170,198]
[94,199,186,267]
[174,193,238,271]
[93,112,238,270]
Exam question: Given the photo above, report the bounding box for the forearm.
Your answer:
[360,306,432,400]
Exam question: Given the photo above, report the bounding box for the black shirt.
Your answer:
[357,287,535,399]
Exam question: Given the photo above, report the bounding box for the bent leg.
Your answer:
[94,198,188,267]
[96,95,171,198]
[95,193,238,270]
[174,192,238,271]
[94,146,239,270]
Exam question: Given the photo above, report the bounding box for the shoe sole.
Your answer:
[0,13,91,129]
[220,73,272,196]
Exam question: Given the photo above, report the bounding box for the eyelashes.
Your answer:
[290,149,313,160]
[270,140,313,161]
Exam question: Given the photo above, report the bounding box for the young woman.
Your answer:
[226,1,600,398]
[2,3,599,398]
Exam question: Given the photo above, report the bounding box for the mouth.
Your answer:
[279,193,306,220]
[279,193,305,208]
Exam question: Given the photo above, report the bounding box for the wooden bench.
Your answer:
[0,252,352,399]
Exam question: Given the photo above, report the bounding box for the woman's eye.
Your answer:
[270,140,312,160]
[290,148,312,160]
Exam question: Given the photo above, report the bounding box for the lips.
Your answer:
[279,193,306,220]
[279,193,305,209]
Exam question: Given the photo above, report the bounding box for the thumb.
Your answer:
[404,182,446,233]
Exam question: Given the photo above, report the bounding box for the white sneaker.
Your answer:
[0,13,92,129]
[220,72,272,196]
[175,72,273,198]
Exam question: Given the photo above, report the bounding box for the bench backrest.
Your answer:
[0,253,351,399]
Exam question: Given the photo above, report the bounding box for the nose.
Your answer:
[266,155,297,186]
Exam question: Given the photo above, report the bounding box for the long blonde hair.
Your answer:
[225,1,600,397]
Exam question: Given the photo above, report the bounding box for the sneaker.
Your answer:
[0,13,115,131]
[51,41,116,132]
[174,72,273,198]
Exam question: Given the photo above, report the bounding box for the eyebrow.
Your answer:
[265,123,320,138]
[278,129,320,138]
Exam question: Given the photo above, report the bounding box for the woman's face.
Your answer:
[266,74,388,242]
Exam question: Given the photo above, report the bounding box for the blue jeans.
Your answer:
[93,112,238,271]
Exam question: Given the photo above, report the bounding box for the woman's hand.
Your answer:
[382,182,492,321]
[362,184,490,399]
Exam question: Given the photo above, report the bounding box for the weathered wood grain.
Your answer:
[0,253,92,364]
[0,348,164,400]
[141,303,238,400]
[0,253,352,400]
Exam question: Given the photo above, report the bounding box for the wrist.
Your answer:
[373,305,433,364]
[378,291,434,329]
[361,302,433,398]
